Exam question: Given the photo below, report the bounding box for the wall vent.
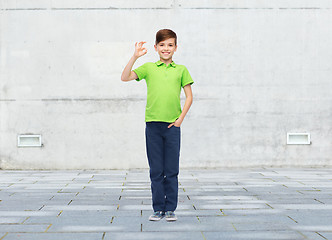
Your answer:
[287,133,310,145]
[18,134,42,147]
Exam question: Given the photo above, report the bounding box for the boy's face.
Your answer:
[154,38,177,62]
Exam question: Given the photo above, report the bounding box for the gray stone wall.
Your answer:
[1,0,331,169]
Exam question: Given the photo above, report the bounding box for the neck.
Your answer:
[160,58,173,66]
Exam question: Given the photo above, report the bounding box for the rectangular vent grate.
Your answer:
[287,133,310,145]
[18,135,42,147]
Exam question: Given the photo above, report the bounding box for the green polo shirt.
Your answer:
[133,60,194,123]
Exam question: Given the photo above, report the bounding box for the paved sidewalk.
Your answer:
[0,168,331,240]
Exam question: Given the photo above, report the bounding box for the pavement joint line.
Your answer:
[196,216,200,222]
[0,223,20,225]
[21,217,30,224]
[187,195,191,200]
[282,184,288,188]
[102,232,106,240]
[316,231,328,239]
[57,210,63,217]
[193,204,197,210]
[314,198,325,204]
[231,223,237,231]
[220,209,226,216]
[75,192,80,196]
[141,210,143,216]
[67,200,73,205]
[297,190,304,194]
[201,231,206,240]
[44,224,52,233]
[117,204,120,210]
[0,233,8,240]
[49,195,55,200]
[297,231,309,239]
[119,195,122,200]
[38,205,45,210]
[287,215,298,223]
[243,187,248,192]
[110,216,115,224]
[7,223,50,226]
[266,203,274,209]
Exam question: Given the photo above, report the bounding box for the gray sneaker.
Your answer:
[149,211,165,221]
[165,211,177,221]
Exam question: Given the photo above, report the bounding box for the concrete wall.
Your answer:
[1,0,332,169]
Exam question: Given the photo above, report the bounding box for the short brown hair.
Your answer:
[155,29,177,45]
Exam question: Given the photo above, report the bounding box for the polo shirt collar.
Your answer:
[155,60,176,68]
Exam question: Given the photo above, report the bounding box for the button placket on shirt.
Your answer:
[164,64,168,78]
[165,64,172,78]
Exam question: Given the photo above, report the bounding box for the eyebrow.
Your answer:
[159,42,175,45]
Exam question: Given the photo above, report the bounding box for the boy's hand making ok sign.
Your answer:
[134,41,147,58]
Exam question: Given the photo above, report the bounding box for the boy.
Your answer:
[121,29,193,221]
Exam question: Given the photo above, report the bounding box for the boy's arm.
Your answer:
[168,84,193,128]
[121,42,147,82]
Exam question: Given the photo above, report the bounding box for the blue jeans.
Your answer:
[145,121,181,212]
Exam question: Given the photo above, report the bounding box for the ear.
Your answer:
[154,45,157,51]
[174,45,178,52]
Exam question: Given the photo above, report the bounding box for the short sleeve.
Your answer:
[133,63,148,82]
[181,66,194,88]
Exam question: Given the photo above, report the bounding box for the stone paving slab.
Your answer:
[4,233,103,240]
[203,231,306,240]
[1,168,332,240]
[104,231,204,240]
